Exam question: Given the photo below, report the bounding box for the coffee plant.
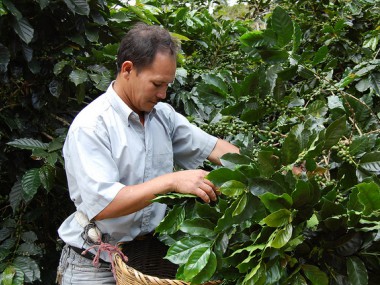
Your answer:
[154,1,380,285]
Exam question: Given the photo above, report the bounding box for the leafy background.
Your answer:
[0,0,379,284]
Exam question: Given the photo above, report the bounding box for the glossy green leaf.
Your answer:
[292,180,319,208]
[171,32,190,42]
[206,168,246,187]
[281,132,301,165]
[165,237,212,264]
[261,208,292,227]
[355,78,371,92]
[9,181,23,214]
[272,7,293,47]
[257,151,277,177]
[369,73,380,95]
[233,193,248,217]
[16,242,42,256]
[323,115,347,150]
[320,198,346,220]
[312,46,328,66]
[241,107,266,123]
[356,181,380,215]
[189,250,217,285]
[0,43,10,72]
[155,205,185,235]
[249,177,286,196]
[37,0,49,9]
[307,100,328,117]
[180,218,215,237]
[347,187,363,212]
[109,11,131,23]
[215,193,266,232]
[302,264,328,285]
[202,74,229,96]
[349,135,377,156]
[10,267,24,285]
[240,30,266,47]
[220,153,252,168]
[243,263,266,284]
[183,247,213,280]
[21,231,38,243]
[63,0,90,16]
[22,44,33,62]
[193,201,221,222]
[290,273,308,285]
[327,95,345,111]
[13,17,34,44]
[347,256,368,285]
[359,152,380,174]
[152,193,197,205]
[258,49,289,64]
[7,138,48,151]
[2,0,22,19]
[85,26,99,42]
[53,61,69,75]
[39,165,55,191]
[236,251,261,274]
[13,256,40,282]
[355,64,378,77]
[271,224,293,248]
[69,69,88,86]
[219,180,246,197]
[2,265,15,285]
[0,227,11,242]
[259,192,293,212]
[345,94,372,123]
[230,243,265,258]
[21,168,41,202]
[292,22,302,52]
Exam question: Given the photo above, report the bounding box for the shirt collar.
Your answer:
[105,81,158,123]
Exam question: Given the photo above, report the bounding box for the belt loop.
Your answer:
[56,245,69,284]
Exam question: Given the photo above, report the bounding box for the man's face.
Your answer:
[125,52,176,115]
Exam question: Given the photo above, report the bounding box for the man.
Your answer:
[56,23,239,284]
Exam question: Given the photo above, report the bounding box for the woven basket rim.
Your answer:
[113,253,221,285]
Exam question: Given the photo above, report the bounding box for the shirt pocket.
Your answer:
[152,152,174,174]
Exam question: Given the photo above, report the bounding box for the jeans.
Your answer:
[56,245,115,285]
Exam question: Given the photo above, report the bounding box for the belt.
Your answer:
[68,245,110,264]
[117,232,155,247]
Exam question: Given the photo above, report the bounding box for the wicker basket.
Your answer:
[113,253,220,285]
[113,236,221,285]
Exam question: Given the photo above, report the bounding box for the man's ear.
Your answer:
[121,61,133,78]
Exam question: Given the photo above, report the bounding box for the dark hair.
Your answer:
[116,23,179,74]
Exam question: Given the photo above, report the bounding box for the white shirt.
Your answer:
[58,83,217,258]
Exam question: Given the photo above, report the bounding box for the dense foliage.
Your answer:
[0,0,165,283]
[154,1,380,285]
[0,0,379,284]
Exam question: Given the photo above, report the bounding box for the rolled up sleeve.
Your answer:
[171,112,218,169]
[63,126,125,220]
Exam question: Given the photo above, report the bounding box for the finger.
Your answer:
[203,178,217,190]
[203,179,220,196]
[194,188,211,203]
[201,182,217,201]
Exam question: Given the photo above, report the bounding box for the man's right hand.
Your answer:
[170,169,218,203]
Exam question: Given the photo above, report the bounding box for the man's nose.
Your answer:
[156,87,167,99]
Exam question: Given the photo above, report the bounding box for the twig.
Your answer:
[51,114,70,126]
[348,116,363,136]
[41,132,54,140]
[0,104,19,112]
